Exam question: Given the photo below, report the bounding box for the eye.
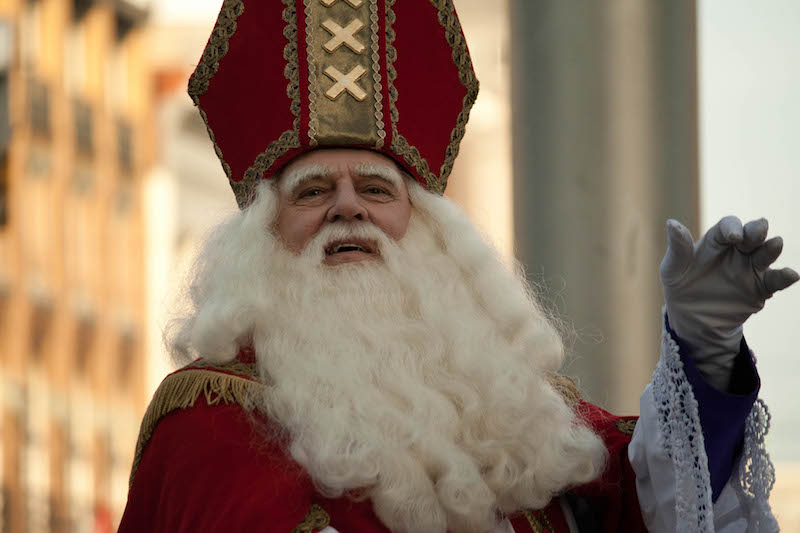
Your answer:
[299,187,324,198]
[364,186,390,195]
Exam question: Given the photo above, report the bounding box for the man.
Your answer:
[120,1,796,531]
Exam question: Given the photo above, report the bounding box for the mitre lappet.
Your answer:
[188,0,480,207]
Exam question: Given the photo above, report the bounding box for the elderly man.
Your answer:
[120,1,795,532]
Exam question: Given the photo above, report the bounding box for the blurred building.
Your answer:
[0,0,152,531]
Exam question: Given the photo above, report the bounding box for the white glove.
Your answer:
[660,216,799,391]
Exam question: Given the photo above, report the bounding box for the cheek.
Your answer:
[277,209,322,252]
[383,201,412,241]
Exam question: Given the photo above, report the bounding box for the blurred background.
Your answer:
[0,0,796,530]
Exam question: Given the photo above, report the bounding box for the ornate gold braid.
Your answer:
[188,0,245,98]
[548,374,583,409]
[385,0,440,193]
[235,0,302,208]
[187,0,244,186]
[432,0,479,191]
[195,104,233,181]
[292,504,331,533]
[385,0,479,194]
[522,509,555,533]
[128,361,263,488]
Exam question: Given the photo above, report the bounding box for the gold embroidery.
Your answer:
[385,0,439,191]
[432,0,479,191]
[188,0,245,98]
[293,504,331,533]
[312,0,379,146]
[322,0,364,6]
[234,0,302,208]
[196,106,232,181]
[128,367,263,487]
[305,0,321,146]
[385,0,479,194]
[616,418,638,436]
[188,0,244,188]
[522,509,554,533]
[369,0,385,149]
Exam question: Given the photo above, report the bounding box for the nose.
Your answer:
[326,182,369,223]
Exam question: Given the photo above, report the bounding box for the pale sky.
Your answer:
[153,0,800,460]
[699,0,800,461]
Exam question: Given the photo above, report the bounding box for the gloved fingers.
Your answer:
[737,218,769,254]
[660,219,694,282]
[710,216,744,248]
[762,267,800,298]
[751,236,784,271]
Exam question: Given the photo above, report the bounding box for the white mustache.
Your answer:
[302,222,394,263]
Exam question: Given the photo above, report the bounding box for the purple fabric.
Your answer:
[665,315,759,502]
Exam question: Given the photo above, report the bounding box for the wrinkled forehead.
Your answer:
[278,159,407,196]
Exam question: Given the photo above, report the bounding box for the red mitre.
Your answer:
[188,0,479,208]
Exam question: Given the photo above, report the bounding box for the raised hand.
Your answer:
[660,216,799,391]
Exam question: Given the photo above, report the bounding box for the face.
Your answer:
[275,149,412,265]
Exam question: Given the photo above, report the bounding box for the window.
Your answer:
[72,0,93,21]
[73,99,93,157]
[117,119,133,176]
[28,79,50,139]
[0,154,7,227]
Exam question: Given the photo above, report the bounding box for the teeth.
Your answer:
[333,243,366,253]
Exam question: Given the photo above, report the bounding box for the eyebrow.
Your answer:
[279,164,332,196]
[353,163,403,190]
[279,162,404,196]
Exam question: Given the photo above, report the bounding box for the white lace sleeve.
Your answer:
[627,324,778,533]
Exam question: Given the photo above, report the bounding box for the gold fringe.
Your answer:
[129,367,263,487]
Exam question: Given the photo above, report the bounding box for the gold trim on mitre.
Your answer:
[386,0,479,194]
[187,0,245,185]
[235,0,303,208]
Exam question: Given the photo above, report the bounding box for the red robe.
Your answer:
[119,355,647,533]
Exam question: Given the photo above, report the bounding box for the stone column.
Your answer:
[510,0,699,413]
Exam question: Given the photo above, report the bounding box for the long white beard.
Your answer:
[171,181,607,533]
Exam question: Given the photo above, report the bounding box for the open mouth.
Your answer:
[324,239,377,257]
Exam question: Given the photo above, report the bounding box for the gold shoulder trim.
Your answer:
[548,374,583,409]
[128,363,263,487]
[292,504,331,533]
[522,509,555,533]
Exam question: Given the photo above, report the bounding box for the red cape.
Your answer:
[119,356,646,533]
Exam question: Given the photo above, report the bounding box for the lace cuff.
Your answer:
[629,322,778,532]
